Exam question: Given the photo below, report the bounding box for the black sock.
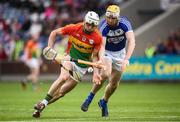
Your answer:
[45,94,53,102]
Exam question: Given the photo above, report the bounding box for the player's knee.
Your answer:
[59,91,65,97]
[60,74,69,81]
[101,71,111,80]
[61,77,68,81]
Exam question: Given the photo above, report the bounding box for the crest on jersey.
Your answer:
[82,36,86,42]
[89,39,94,44]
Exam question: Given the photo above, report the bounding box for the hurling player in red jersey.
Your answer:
[32,11,104,118]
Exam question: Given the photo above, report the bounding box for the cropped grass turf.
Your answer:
[0,82,180,121]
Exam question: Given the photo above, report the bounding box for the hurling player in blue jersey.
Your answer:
[81,5,136,117]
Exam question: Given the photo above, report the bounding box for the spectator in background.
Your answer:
[3,36,15,61]
[29,13,42,37]
[155,27,180,56]
[174,40,180,55]
[155,39,168,55]
[12,35,24,61]
[145,42,156,58]
[0,43,7,61]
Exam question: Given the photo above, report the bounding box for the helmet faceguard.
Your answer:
[84,11,99,26]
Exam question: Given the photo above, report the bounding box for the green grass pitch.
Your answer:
[0,81,180,121]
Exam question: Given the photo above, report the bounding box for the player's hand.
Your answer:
[43,46,56,60]
[117,59,129,71]
[92,73,102,85]
[43,46,51,55]
[95,60,106,70]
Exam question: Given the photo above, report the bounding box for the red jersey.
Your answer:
[61,22,102,67]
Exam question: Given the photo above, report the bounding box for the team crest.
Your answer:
[89,39,94,44]
[82,36,86,42]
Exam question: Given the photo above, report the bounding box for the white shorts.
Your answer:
[104,49,126,71]
[61,60,88,82]
[26,58,40,69]
[71,62,88,78]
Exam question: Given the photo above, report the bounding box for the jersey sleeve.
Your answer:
[98,19,108,37]
[121,17,133,33]
[61,24,76,35]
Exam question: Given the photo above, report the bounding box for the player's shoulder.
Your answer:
[99,18,106,26]
[119,16,132,25]
[75,22,83,27]
[99,18,108,32]
[94,29,102,37]
[99,18,107,27]
[65,22,83,29]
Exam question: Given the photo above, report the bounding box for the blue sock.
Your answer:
[86,92,95,102]
[102,99,108,104]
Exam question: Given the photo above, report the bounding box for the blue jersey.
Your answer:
[99,16,133,51]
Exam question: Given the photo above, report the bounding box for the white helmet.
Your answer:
[84,11,99,26]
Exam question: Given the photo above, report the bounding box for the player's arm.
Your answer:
[120,31,135,71]
[125,31,136,60]
[92,49,102,84]
[99,37,106,60]
[48,28,63,48]
[47,24,75,48]
[91,35,105,84]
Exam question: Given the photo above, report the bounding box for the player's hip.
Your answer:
[104,48,126,60]
[61,55,88,82]
[104,49,126,71]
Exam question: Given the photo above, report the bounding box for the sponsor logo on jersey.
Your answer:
[107,29,124,37]
[107,29,125,44]
[107,36,124,44]
[69,36,93,53]
[89,39,94,44]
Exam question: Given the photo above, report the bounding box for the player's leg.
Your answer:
[20,74,31,90]
[48,78,78,104]
[33,78,78,118]
[81,57,112,112]
[99,49,126,117]
[103,69,122,101]
[48,62,86,104]
[32,61,72,118]
[21,58,40,91]
[98,69,122,117]
[47,87,62,104]
[20,61,32,90]
[36,65,70,106]
[31,66,40,91]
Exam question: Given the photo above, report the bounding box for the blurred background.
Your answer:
[0,0,180,82]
